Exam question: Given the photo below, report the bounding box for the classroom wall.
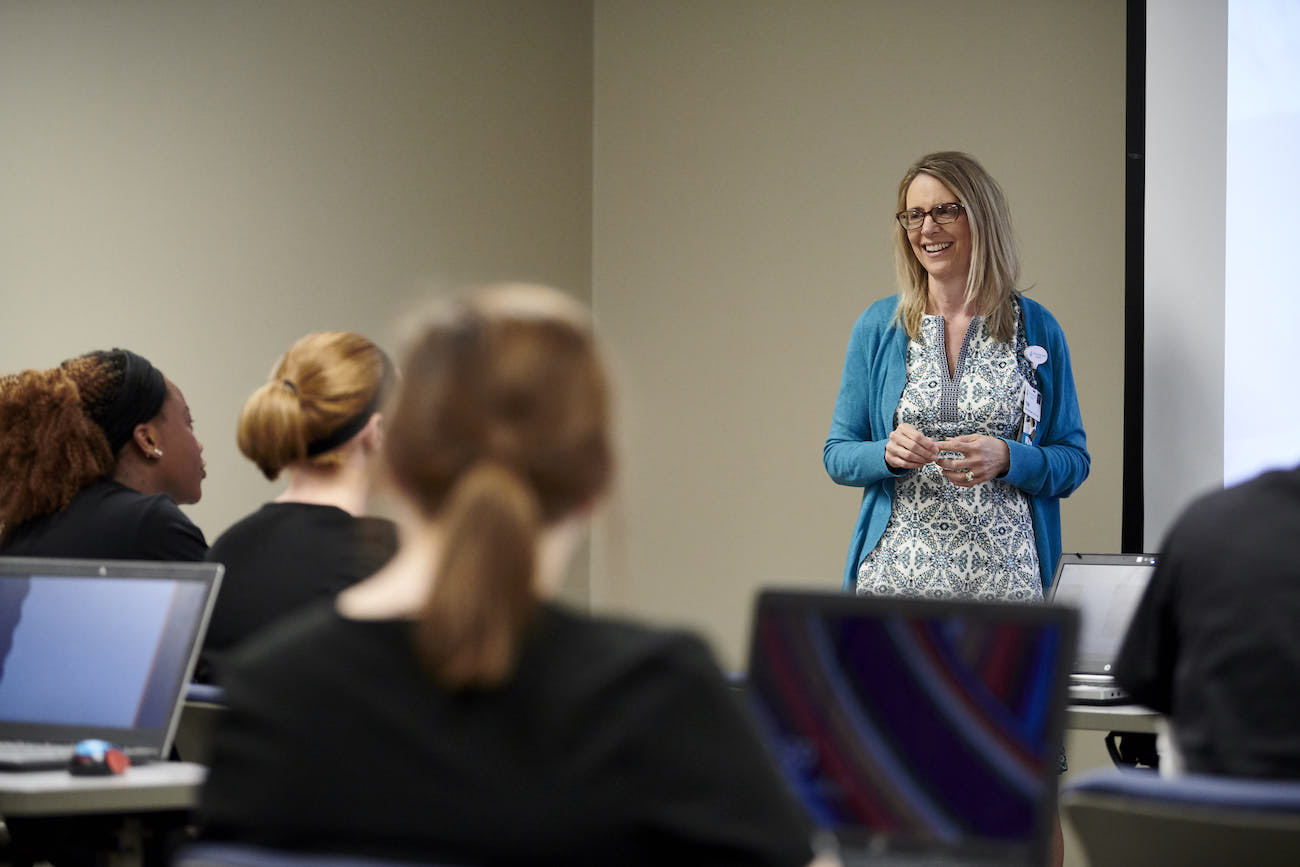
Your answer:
[590,0,1127,666]
[2,1,1125,665]
[0,0,595,594]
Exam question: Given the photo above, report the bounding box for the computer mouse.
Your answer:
[68,738,130,776]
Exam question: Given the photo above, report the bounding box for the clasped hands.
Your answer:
[884,423,1009,487]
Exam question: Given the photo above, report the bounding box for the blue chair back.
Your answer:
[1061,767,1300,867]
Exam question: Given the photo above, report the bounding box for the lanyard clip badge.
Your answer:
[1020,345,1047,444]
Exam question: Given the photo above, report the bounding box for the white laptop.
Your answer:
[0,557,223,770]
[1047,553,1157,705]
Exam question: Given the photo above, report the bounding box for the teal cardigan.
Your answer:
[823,294,1090,592]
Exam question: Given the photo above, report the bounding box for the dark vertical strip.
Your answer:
[1121,0,1146,552]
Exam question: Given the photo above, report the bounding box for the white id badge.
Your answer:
[1023,383,1042,422]
[1019,380,1042,444]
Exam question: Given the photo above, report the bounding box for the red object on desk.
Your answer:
[68,740,130,776]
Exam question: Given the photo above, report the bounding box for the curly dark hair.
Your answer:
[0,353,126,532]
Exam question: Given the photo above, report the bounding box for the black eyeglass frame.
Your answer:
[895,202,966,230]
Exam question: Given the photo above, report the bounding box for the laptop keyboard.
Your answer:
[0,739,74,770]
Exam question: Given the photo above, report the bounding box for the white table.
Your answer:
[0,761,205,817]
[1066,703,1160,734]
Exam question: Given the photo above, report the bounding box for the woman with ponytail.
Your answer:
[199,332,398,679]
[0,348,206,560]
[197,285,823,866]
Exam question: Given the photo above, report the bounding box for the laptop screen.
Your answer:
[0,557,222,752]
[746,591,1076,863]
[1048,554,1156,676]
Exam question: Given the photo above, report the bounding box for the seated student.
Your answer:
[200,332,398,681]
[1114,464,1300,779]
[197,285,822,866]
[0,348,206,560]
[0,349,207,864]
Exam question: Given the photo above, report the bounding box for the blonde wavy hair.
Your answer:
[894,151,1021,343]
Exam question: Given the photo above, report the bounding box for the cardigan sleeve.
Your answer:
[824,305,904,488]
[1000,302,1090,498]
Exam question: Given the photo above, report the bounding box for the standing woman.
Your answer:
[198,285,821,867]
[200,332,398,678]
[0,348,207,560]
[823,153,1089,867]
[824,151,1089,600]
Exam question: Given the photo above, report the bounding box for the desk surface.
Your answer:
[2,711,1149,816]
[1067,703,1159,734]
[0,761,205,817]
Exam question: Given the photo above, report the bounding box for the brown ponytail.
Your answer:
[415,462,540,689]
[386,284,613,691]
[0,367,115,531]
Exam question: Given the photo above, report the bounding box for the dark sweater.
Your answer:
[199,601,814,866]
[200,503,396,677]
[1115,467,1300,778]
[0,478,207,561]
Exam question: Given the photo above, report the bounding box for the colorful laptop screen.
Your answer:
[746,593,1073,855]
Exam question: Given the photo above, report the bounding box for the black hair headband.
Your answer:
[304,352,395,457]
[95,349,168,454]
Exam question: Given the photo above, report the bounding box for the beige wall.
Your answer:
[3,0,1125,662]
[4,6,1126,864]
[0,0,595,591]
[591,0,1126,667]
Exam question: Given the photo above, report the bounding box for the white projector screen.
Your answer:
[1143,0,1300,550]
[1223,1,1300,484]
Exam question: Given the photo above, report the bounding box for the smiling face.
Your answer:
[905,172,972,292]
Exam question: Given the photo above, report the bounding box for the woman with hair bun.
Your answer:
[0,348,206,559]
[197,285,823,867]
[200,332,398,679]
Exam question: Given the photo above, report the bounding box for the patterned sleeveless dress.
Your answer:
[857,301,1041,601]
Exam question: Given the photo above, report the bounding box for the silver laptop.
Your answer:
[746,590,1077,867]
[0,557,223,770]
[1047,553,1156,705]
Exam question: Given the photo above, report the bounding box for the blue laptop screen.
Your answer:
[0,574,209,728]
[747,596,1069,850]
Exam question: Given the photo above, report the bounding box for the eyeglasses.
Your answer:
[895,202,965,230]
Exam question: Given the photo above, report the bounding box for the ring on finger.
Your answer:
[964,468,974,483]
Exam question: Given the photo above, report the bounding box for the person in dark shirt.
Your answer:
[198,284,824,867]
[0,348,207,864]
[1115,466,1300,779]
[0,348,207,560]
[200,332,398,681]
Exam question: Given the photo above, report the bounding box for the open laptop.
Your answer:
[746,590,1077,867]
[0,557,223,770]
[1047,553,1157,705]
